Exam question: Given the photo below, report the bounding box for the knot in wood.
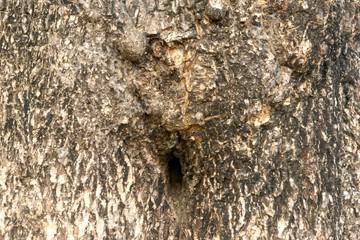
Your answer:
[118,29,147,62]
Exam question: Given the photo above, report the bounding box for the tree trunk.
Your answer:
[0,0,359,239]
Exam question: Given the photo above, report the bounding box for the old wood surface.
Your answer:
[0,1,359,239]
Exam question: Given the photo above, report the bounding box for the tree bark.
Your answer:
[0,0,359,239]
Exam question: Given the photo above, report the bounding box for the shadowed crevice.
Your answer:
[167,150,183,188]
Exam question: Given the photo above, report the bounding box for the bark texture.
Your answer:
[0,0,359,239]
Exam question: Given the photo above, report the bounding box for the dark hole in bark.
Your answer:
[167,151,183,188]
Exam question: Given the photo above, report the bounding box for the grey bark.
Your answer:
[0,0,359,239]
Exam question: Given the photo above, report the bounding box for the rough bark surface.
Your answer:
[0,0,359,239]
